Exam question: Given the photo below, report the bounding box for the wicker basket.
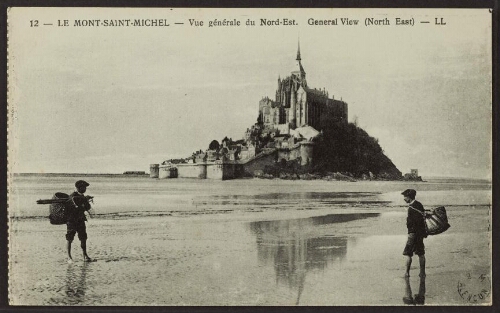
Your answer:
[49,192,70,225]
[425,206,450,235]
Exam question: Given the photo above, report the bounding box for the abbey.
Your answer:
[151,43,352,180]
[258,43,348,135]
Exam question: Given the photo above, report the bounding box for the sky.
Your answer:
[7,8,492,179]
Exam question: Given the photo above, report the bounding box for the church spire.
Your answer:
[296,40,301,61]
[293,39,306,86]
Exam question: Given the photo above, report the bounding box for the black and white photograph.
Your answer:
[6,7,493,306]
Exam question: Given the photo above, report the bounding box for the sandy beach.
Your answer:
[6,5,493,307]
[8,176,492,305]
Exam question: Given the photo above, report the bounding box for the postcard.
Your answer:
[7,7,492,306]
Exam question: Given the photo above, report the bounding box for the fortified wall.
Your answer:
[150,43,348,180]
[151,162,241,180]
[150,140,315,180]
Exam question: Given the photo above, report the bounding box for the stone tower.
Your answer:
[262,41,348,132]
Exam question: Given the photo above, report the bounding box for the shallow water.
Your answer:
[10,208,491,305]
[8,175,492,305]
[9,175,491,219]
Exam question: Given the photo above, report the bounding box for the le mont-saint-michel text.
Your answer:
[36,16,446,28]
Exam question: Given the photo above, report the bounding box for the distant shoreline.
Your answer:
[10,172,491,183]
[12,173,149,177]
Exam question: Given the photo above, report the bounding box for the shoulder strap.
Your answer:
[409,206,425,216]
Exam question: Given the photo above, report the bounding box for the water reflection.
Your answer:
[214,192,378,201]
[64,262,90,304]
[194,192,385,207]
[249,213,379,304]
[403,276,426,305]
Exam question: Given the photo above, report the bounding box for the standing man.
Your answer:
[402,189,426,278]
[66,180,93,263]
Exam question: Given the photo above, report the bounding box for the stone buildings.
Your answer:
[404,169,422,181]
[258,43,348,134]
[152,42,350,179]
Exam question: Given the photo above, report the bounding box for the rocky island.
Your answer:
[151,43,402,181]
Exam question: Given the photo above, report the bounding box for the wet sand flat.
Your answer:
[9,202,491,305]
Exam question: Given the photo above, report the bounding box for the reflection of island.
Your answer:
[249,213,378,304]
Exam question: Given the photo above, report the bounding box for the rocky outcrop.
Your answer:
[311,119,402,180]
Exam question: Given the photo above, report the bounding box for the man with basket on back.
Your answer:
[402,189,427,278]
[66,180,94,263]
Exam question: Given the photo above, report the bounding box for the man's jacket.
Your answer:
[407,200,426,236]
[67,191,91,223]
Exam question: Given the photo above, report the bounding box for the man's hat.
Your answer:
[75,180,90,188]
[401,189,416,198]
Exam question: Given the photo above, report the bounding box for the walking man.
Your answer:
[402,189,426,278]
[66,180,93,263]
